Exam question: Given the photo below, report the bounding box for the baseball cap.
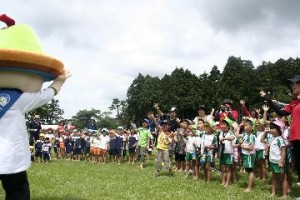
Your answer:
[222,118,233,127]
[245,117,256,127]
[142,119,150,124]
[287,75,300,83]
[101,128,108,132]
[161,119,170,125]
[270,120,285,134]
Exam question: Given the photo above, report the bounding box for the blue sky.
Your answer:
[2,0,300,118]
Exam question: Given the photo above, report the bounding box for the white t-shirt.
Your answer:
[0,88,55,174]
[269,136,286,164]
[255,131,266,150]
[194,135,202,148]
[241,133,256,155]
[186,136,196,153]
[219,131,235,154]
[99,135,110,149]
[201,134,217,155]
[93,138,101,148]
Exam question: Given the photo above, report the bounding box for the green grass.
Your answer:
[0,158,299,200]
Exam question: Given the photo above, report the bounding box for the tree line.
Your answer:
[28,56,300,128]
[125,56,300,124]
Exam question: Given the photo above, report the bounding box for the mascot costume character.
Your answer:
[0,14,71,200]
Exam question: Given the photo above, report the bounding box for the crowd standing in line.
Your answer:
[29,75,300,200]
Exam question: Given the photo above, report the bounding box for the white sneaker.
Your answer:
[296,182,300,186]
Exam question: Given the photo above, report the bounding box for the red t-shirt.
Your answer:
[284,100,300,141]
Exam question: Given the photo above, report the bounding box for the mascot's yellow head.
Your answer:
[0,14,64,92]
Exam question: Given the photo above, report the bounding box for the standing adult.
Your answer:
[193,105,213,125]
[215,99,239,125]
[86,119,97,131]
[28,115,42,145]
[0,71,70,200]
[261,75,300,186]
[154,103,180,132]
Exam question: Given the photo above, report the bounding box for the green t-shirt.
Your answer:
[137,128,152,147]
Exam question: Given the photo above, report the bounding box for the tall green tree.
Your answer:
[72,109,102,129]
[27,99,64,124]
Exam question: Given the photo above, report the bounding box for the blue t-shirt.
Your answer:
[128,135,137,148]
[35,140,44,151]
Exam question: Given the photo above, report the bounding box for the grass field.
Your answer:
[0,158,299,200]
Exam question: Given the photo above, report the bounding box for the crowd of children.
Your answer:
[29,101,298,200]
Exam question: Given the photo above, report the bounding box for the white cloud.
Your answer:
[2,0,300,118]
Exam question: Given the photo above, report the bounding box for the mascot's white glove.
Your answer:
[49,70,71,95]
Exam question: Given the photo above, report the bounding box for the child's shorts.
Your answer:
[43,153,50,161]
[175,153,185,161]
[220,153,233,165]
[94,147,100,155]
[74,148,82,155]
[100,148,107,156]
[59,142,65,149]
[269,162,285,173]
[256,149,265,159]
[66,147,73,154]
[90,147,95,155]
[242,154,255,169]
[128,148,136,154]
[35,150,42,158]
[109,149,122,156]
[84,147,90,154]
[202,153,214,164]
[185,152,196,161]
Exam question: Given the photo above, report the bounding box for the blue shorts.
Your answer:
[66,147,73,154]
[74,148,82,155]
[109,149,122,156]
[129,148,136,154]
[43,153,50,161]
[35,150,42,158]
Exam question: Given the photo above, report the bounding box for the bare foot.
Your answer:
[270,193,275,197]
[281,195,287,200]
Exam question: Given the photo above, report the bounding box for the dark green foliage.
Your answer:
[26,99,64,124]
[123,56,300,122]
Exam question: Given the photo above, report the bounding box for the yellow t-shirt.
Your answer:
[157,131,169,150]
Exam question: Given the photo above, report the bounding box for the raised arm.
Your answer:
[149,114,162,132]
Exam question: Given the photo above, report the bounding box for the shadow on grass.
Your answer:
[32,196,87,200]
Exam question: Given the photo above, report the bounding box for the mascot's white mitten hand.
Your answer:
[49,70,71,95]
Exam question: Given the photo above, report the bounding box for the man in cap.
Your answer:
[153,103,180,132]
[28,115,42,145]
